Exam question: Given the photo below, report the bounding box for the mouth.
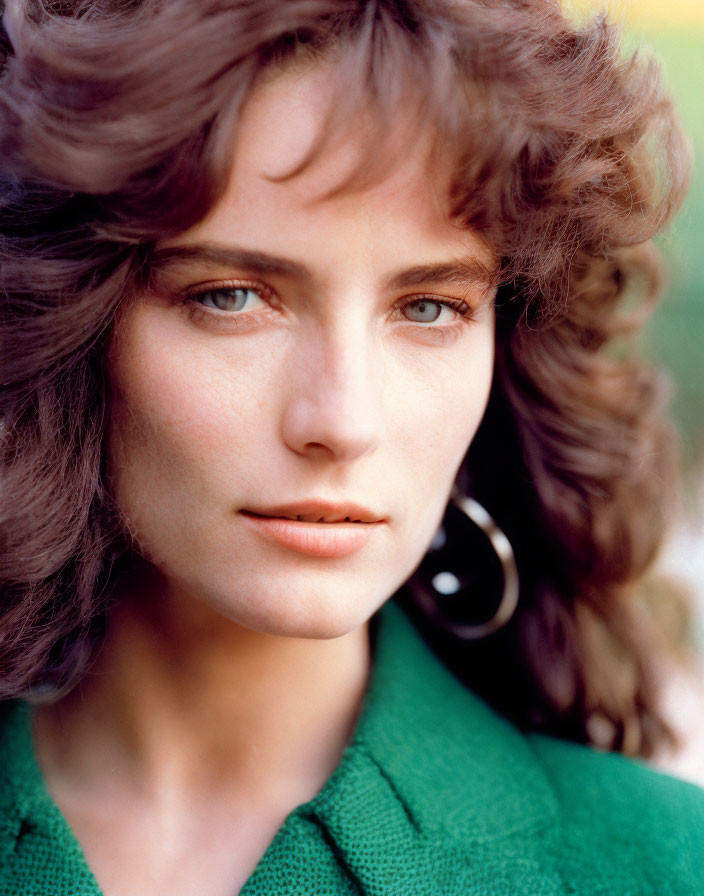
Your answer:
[241,501,384,524]
[239,502,385,557]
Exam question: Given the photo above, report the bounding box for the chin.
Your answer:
[205,576,392,640]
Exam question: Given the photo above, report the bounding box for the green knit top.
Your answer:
[1,599,703,894]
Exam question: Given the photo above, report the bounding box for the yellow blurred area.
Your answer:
[563,0,704,28]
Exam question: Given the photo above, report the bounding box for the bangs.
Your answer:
[252,3,468,201]
[1,0,685,308]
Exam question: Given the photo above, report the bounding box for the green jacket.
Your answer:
[1,599,703,894]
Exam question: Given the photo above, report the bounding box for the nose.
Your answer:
[280,321,385,464]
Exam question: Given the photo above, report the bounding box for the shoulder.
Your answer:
[0,700,101,895]
[526,730,704,892]
[0,701,39,871]
[358,601,704,894]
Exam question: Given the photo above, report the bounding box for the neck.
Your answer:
[34,561,371,810]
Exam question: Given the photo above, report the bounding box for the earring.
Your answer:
[409,485,519,639]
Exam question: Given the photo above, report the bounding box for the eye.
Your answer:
[403,299,444,323]
[193,285,267,313]
[400,297,471,324]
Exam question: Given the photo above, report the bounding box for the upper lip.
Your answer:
[242,500,384,524]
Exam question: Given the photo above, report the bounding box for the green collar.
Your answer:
[241,599,559,893]
[0,599,558,893]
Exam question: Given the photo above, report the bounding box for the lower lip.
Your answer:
[240,511,382,558]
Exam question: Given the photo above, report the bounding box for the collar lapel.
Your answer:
[294,599,560,892]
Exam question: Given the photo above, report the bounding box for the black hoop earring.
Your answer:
[409,486,519,639]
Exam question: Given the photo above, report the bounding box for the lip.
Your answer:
[240,501,385,558]
[243,500,384,524]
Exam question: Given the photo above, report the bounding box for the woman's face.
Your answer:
[107,64,497,638]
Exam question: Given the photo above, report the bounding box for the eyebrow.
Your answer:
[150,244,315,286]
[388,259,498,291]
[150,243,498,293]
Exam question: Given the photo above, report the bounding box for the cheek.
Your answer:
[105,307,269,534]
[385,315,495,559]
[391,319,495,474]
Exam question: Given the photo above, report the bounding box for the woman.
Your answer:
[1,0,702,893]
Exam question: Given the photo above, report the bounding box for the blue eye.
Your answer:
[196,286,265,312]
[403,300,443,323]
[401,297,473,325]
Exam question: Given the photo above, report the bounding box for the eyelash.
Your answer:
[178,279,477,337]
[178,280,277,330]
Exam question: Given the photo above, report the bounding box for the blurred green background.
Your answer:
[565,1,704,480]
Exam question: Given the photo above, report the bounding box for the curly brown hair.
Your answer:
[0,0,691,757]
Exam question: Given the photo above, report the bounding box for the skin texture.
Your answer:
[107,65,497,640]
[32,63,498,896]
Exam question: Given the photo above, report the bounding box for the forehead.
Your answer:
[173,62,493,268]
[237,60,448,205]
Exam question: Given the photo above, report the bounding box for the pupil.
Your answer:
[211,288,247,311]
[407,300,441,323]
